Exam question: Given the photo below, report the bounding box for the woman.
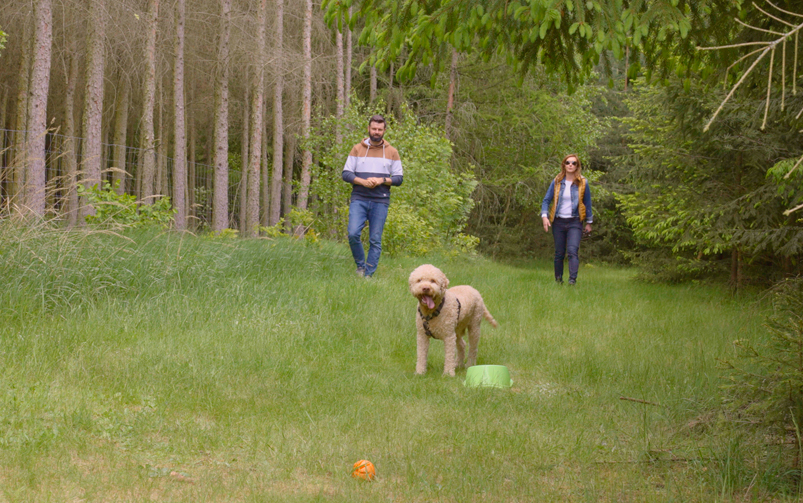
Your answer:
[540,154,593,285]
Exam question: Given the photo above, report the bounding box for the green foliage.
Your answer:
[613,78,803,282]
[77,181,175,229]
[305,98,478,256]
[719,277,803,486]
[324,0,735,90]
[0,28,6,56]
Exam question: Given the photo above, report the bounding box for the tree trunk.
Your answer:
[0,86,8,203]
[212,0,231,232]
[245,0,267,237]
[261,109,269,227]
[155,82,165,197]
[140,0,160,204]
[80,0,106,220]
[282,134,294,224]
[24,0,53,218]
[112,76,129,195]
[445,48,458,141]
[188,103,196,224]
[345,6,352,108]
[335,27,344,144]
[239,84,249,232]
[172,0,187,230]
[268,0,284,226]
[63,48,80,226]
[12,36,32,209]
[297,0,313,212]
[369,65,377,104]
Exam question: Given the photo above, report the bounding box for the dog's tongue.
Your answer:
[422,295,435,310]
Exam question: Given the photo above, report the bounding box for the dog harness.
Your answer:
[418,295,461,338]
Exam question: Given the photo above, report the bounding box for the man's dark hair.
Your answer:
[368,114,386,127]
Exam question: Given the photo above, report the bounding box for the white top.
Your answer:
[556,181,573,218]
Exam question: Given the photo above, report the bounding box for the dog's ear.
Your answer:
[441,274,449,290]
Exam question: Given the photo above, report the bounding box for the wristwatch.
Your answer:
[384,177,389,184]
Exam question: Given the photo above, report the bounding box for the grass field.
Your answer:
[0,228,780,501]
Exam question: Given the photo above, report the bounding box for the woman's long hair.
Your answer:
[555,154,583,186]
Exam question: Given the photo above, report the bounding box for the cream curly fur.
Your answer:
[408,264,498,376]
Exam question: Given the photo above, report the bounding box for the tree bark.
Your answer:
[140,0,160,204]
[80,0,106,220]
[24,0,53,218]
[239,83,249,232]
[282,134,294,223]
[445,48,458,141]
[172,0,187,230]
[12,34,32,208]
[345,6,352,108]
[370,65,377,104]
[297,0,313,212]
[245,0,267,237]
[188,102,196,223]
[212,0,231,232]
[155,82,166,197]
[335,27,344,144]
[0,86,8,202]
[261,108,269,227]
[112,76,129,195]
[268,0,284,226]
[63,46,80,225]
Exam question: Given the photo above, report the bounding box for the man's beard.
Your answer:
[370,135,383,143]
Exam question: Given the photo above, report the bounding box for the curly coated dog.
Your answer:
[408,264,498,376]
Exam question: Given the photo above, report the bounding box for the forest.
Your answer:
[1,0,803,500]
[0,0,802,285]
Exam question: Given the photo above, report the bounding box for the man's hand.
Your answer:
[356,177,379,188]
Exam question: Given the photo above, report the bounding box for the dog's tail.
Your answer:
[483,305,498,328]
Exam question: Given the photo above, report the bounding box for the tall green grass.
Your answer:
[0,225,776,501]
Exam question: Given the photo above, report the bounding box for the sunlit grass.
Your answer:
[0,226,774,501]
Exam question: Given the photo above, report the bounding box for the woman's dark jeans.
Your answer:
[552,217,582,282]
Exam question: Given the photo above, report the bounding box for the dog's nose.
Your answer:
[422,286,430,293]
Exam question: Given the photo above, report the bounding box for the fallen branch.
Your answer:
[619,396,662,407]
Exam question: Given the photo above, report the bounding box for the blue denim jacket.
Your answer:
[540,179,593,223]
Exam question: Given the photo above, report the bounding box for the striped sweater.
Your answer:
[341,138,403,202]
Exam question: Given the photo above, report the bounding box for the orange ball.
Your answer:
[352,459,376,480]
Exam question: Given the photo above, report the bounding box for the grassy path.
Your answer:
[0,231,771,501]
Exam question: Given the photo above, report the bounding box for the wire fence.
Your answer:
[0,129,249,229]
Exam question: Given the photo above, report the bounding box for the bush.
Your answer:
[78,181,175,229]
[305,99,478,256]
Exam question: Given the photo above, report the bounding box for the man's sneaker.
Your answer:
[356,267,366,277]
[568,279,576,286]
[556,277,564,285]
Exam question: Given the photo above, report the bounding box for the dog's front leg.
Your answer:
[415,330,430,374]
[443,334,457,376]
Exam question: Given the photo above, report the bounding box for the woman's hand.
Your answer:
[542,216,551,233]
[584,223,592,234]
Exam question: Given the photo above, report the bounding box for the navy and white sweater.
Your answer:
[341,138,404,203]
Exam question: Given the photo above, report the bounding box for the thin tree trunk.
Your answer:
[24,0,53,218]
[0,86,8,203]
[369,65,377,104]
[445,48,458,141]
[188,102,196,223]
[345,6,352,108]
[297,0,313,212]
[282,134,294,225]
[335,27,344,144]
[112,76,129,195]
[155,82,165,197]
[239,84,249,232]
[80,0,106,220]
[140,0,159,204]
[260,110,269,227]
[245,0,267,237]
[63,48,79,226]
[268,0,284,226]
[172,0,187,230]
[212,0,231,232]
[12,35,32,209]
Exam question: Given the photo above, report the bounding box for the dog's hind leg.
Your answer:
[455,330,466,369]
[466,323,481,368]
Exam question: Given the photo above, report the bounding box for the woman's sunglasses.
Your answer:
[564,160,578,166]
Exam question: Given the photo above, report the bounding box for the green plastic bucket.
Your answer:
[464,365,512,388]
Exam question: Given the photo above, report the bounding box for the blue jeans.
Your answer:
[347,199,389,276]
[552,217,582,281]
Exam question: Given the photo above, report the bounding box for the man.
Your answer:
[341,114,403,277]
